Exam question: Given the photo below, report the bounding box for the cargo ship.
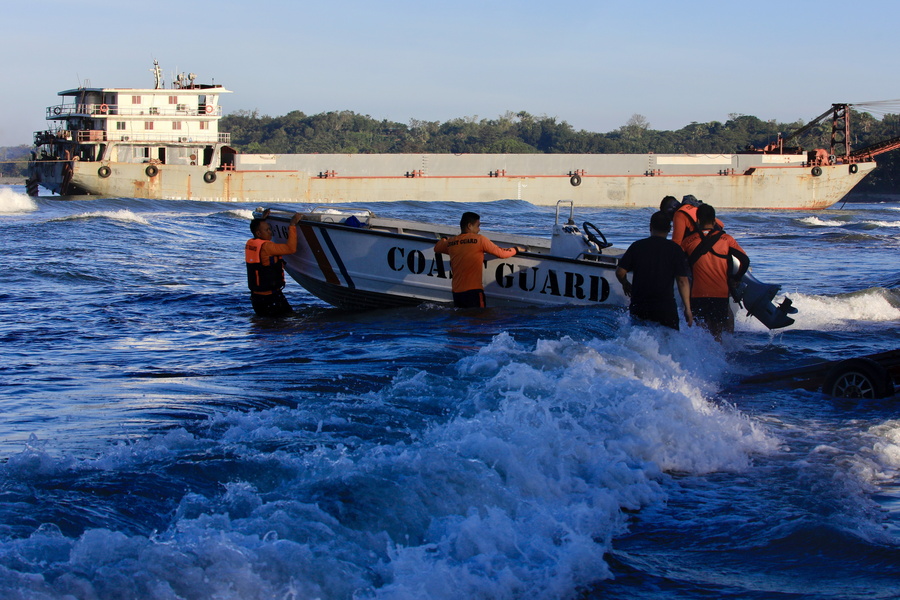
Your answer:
[25,62,897,208]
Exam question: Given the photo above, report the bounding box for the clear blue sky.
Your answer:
[3,0,899,147]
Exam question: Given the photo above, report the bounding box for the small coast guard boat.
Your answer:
[258,201,797,329]
[258,201,627,311]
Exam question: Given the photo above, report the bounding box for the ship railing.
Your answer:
[33,128,228,145]
[34,129,70,145]
[47,104,222,118]
[75,130,108,142]
[104,132,230,144]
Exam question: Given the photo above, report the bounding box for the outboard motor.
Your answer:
[729,255,798,329]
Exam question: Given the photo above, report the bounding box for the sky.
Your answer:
[3,0,899,147]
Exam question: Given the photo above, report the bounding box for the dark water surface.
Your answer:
[1,186,899,599]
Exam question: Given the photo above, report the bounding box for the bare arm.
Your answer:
[615,267,632,297]
[676,275,692,326]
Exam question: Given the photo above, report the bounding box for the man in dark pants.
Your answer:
[616,211,693,330]
[682,203,749,339]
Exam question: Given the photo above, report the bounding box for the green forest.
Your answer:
[5,106,900,192]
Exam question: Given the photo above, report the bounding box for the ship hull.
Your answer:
[28,152,875,209]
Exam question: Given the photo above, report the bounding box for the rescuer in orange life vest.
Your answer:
[681,203,750,340]
[433,211,525,308]
[245,209,303,317]
[660,195,725,248]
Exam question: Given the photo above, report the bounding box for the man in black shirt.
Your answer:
[616,211,693,330]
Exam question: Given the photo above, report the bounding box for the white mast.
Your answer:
[152,60,162,89]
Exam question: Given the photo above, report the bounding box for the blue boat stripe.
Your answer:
[319,228,355,289]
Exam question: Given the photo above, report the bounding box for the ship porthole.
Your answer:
[98,166,111,178]
[849,164,858,174]
[811,166,822,177]
[570,174,582,186]
[145,165,159,177]
[203,171,217,183]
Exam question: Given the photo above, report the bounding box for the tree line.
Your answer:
[4,108,899,191]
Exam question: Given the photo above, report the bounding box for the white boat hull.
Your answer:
[263,209,627,310]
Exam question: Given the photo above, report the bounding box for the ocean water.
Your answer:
[0,185,899,600]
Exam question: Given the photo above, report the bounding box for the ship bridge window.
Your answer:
[144,122,154,130]
[172,122,182,130]
[116,121,126,130]
[131,95,141,104]
[169,96,178,104]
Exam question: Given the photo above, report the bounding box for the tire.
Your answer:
[822,358,894,399]
[849,164,858,174]
[145,164,159,177]
[203,171,216,183]
[98,166,111,178]
[570,174,582,186]
[811,166,822,177]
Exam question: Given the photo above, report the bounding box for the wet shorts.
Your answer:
[250,290,293,318]
[452,289,486,309]
[692,297,733,331]
[629,301,680,330]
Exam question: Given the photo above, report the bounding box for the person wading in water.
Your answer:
[245,209,303,317]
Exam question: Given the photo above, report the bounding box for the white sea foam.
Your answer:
[48,209,150,226]
[798,216,844,227]
[862,219,900,228]
[867,421,900,473]
[372,329,777,598]
[0,187,37,213]
[798,214,900,229]
[747,288,900,332]
[228,208,256,220]
[0,327,780,600]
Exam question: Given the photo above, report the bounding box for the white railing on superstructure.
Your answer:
[46,104,221,118]
[97,132,230,144]
[36,128,229,145]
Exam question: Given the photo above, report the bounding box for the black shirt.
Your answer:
[619,236,691,309]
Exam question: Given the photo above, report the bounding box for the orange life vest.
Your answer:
[245,238,285,293]
[672,205,724,247]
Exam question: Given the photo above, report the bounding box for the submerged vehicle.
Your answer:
[741,349,899,399]
[25,63,900,208]
[258,200,796,332]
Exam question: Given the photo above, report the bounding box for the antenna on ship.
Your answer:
[152,59,162,90]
